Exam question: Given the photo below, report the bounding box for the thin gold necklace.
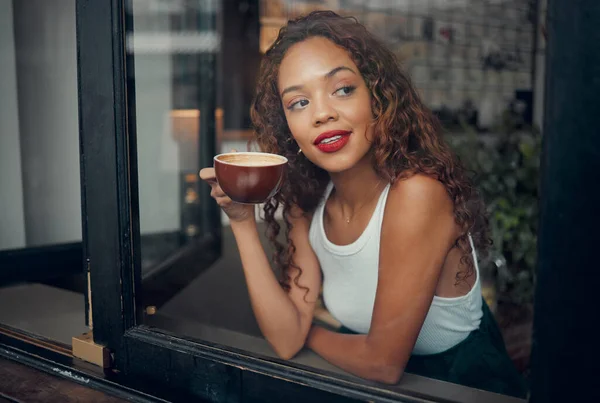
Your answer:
[339,180,387,224]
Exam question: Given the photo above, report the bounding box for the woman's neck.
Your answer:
[328,155,386,212]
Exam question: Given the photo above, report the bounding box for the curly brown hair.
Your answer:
[250,11,490,293]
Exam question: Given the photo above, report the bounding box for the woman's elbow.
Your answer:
[273,346,297,360]
[369,364,405,385]
[271,340,304,360]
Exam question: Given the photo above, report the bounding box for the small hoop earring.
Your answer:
[297,148,302,155]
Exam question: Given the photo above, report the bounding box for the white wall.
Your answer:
[0,0,26,250]
[12,0,82,246]
[131,7,181,235]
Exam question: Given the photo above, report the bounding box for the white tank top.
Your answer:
[309,182,483,355]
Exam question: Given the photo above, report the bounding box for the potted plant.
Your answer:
[448,115,541,375]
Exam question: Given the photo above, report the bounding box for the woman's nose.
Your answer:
[312,99,339,126]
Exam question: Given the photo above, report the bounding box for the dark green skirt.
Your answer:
[339,300,528,399]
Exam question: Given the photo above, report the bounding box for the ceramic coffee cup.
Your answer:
[213,152,288,204]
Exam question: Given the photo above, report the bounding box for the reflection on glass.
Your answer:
[130,0,539,399]
[0,1,81,252]
[129,1,220,282]
[0,0,87,347]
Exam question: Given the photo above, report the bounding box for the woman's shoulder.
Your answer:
[386,174,454,220]
[381,173,458,246]
[389,174,451,202]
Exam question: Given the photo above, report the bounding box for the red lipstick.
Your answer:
[313,130,351,153]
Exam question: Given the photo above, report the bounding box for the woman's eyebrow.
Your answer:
[324,65,356,79]
[280,85,303,98]
[280,66,357,98]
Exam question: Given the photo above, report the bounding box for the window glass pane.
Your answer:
[0,0,87,347]
[130,0,540,399]
[0,1,82,251]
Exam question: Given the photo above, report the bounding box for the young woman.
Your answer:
[200,11,527,398]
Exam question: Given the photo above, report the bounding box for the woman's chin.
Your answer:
[317,159,357,174]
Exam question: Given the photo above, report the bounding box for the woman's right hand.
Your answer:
[199,167,256,223]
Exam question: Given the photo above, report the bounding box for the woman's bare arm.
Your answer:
[200,164,321,360]
[231,207,321,359]
[306,175,458,383]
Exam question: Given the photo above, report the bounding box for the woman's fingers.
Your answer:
[210,186,226,199]
[199,167,217,184]
[215,195,232,208]
[201,167,231,204]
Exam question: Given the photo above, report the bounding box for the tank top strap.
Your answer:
[467,233,480,279]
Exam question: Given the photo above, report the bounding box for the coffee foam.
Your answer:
[217,153,286,166]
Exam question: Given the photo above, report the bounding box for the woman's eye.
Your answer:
[288,99,309,110]
[334,85,356,97]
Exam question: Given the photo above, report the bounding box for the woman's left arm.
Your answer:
[306,175,459,384]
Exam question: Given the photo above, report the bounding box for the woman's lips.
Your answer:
[314,130,351,153]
